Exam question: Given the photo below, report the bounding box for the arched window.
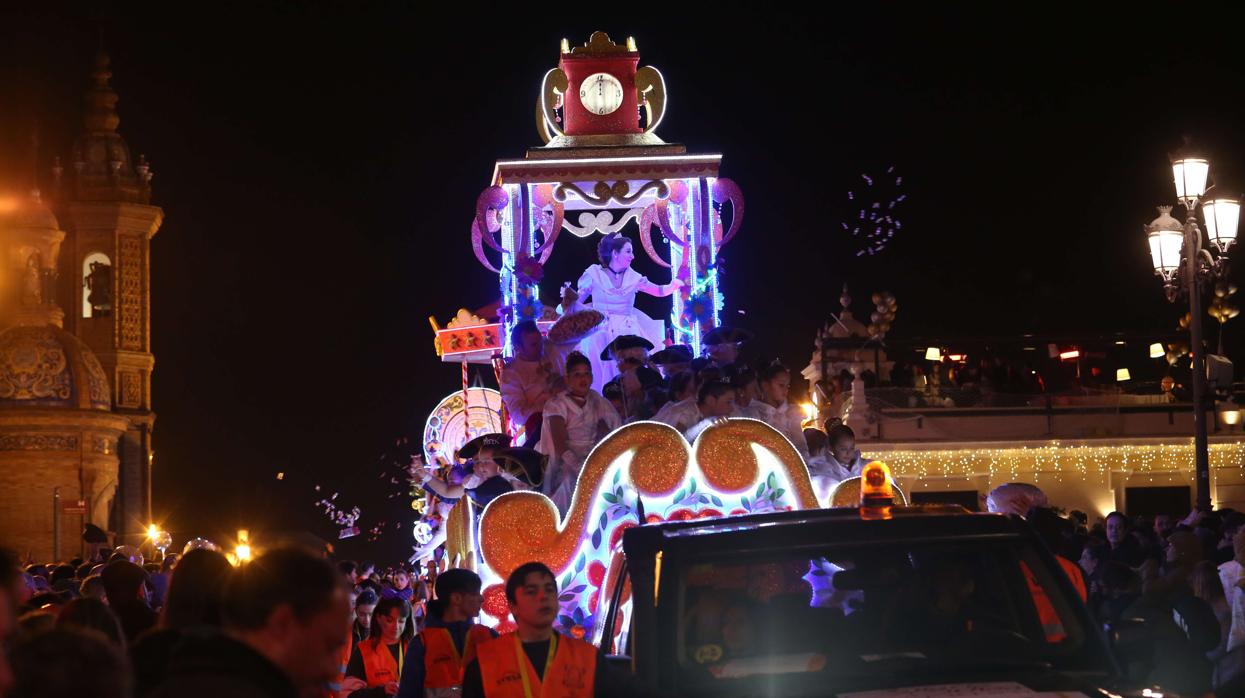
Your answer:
[82,252,112,319]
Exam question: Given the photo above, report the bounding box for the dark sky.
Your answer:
[2,5,1244,561]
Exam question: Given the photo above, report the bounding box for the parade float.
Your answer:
[408,33,843,642]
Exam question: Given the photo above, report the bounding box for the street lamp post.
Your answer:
[1145,152,1240,512]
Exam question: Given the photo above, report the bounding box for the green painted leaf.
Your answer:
[775,488,786,499]
[767,473,778,489]
[755,483,766,498]
[674,488,686,502]
[689,478,698,495]
[613,469,621,485]
[711,495,724,507]
[603,492,619,504]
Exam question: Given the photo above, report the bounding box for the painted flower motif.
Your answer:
[682,290,714,325]
[587,561,606,588]
[514,292,544,322]
[515,256,545,285]
[558,606,595,639]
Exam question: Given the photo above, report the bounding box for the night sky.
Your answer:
[2,6,1243,561]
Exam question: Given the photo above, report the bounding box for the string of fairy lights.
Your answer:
[871,440,1245,484]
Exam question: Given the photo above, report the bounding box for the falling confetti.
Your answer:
[843,166,906,257]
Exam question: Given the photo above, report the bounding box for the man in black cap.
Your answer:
[101,559,157,643]
[599,334,654,373]
[600,335,664,421]
[701,327,754,370]
[649,344,693,379]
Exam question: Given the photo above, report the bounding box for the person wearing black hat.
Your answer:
[414,433,531,510]
[599,335,665,422]
[101,559,157,643]
[702,326,754,369]
[599,334,654,369]
[649,344,693,379]
[569,233,681,392]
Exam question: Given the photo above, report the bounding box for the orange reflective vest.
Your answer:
[328,626,353,695]
[424,625,494,689]
[476,632,596,698]
[359,637,409,688]
[1057,556,1088,602]
[1020,561,1067,643]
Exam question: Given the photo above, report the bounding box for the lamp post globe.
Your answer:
[1172,155,1210,207]
[1203,196,1241,253]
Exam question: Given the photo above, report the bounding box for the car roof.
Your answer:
[624,505,1033,557]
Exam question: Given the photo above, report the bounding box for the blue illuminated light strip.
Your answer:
[668,181,686,345]
[706,177,721,328]
[690,178,703,353]
[526,183,538,257]
[500,184,519,357]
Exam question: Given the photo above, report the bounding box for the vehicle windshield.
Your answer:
[675,537,1113,694]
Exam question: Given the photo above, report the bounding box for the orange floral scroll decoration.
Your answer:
[478,418,818,587]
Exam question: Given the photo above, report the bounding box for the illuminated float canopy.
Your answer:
[468,32,744,357]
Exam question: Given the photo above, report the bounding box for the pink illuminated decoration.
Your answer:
[711,178,745,247]
[473,419,818,642]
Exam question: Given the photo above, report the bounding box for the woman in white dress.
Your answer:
[572,233,682,391]
[538,352,622,515]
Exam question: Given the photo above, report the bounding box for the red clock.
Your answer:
[559,38,641,135]
[537,32,667,145]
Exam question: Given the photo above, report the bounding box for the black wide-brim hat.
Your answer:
[456,432,511,460]
[494,447,546,487]
[82,523,109,544]
[650,345,694,365]
[702,326,755,346]
[599,335,655,361]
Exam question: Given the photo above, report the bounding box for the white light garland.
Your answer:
[870,440,1245,482]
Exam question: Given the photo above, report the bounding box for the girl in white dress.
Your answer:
[538,352,622,515]
[572,233,682,391]
[755,362,812,459]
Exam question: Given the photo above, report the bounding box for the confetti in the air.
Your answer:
[844,166,906,257]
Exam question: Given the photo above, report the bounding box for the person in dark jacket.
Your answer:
[10,626,130,698]
[396,568,497,698]
[149,547,352,698]
[131,548,234,697]
[1124,530,1221,695]
[101,559,158,643]
[56,596,126,649]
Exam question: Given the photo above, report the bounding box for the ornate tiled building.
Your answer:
[0,52,162,560]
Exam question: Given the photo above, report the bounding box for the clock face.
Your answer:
[578,72,624,116]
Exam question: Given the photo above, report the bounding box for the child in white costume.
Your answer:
[537,351,622,515]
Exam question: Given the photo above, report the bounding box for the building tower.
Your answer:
[0,144,130,561]
[56,51,163,543]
